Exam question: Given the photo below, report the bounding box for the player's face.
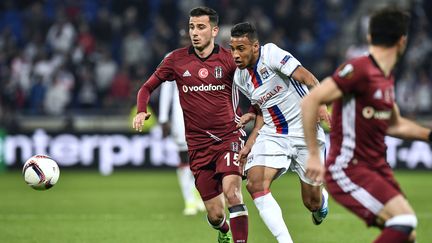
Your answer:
[229,36,259,69]
[189,16,218,52]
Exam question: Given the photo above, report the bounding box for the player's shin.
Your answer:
[252,191,293,243]
[228,204,249,243]
[374,214,417,243]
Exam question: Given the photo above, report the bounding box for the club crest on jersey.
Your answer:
[214,66,223,79]
[198,68,209,78]
[260,67,270,79]
[231,142,239,153]
[337,63,354,79]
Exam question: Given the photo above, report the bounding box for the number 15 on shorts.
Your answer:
[224,152,239,167]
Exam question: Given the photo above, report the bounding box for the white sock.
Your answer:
[321,187,329,210]
[177,166,195,205]
[254,192,293,243]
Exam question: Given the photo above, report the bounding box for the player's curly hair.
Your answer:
[369,7,410,47]
[230,22,258,41]
[189,7,219,26]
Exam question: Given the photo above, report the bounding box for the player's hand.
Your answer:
[237,112,256,128]
[305,154,325,184]
[318,105,331,125]
[132,112,152,132]
[237,144,252,169]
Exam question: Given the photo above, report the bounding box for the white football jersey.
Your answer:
[234,43,325,143]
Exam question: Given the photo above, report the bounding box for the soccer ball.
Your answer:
[22,155,60,190]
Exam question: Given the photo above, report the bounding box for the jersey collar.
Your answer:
[188,44,220,62]
[368,54,393,79]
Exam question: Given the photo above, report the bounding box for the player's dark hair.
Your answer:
[189,7,219,26]
[369,7,410,47]
[230,22,258,41]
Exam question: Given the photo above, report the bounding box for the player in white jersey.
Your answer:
[229,22,331,243]
[158,29,204,216]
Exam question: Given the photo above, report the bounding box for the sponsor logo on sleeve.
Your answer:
[337,63,354,79]
[280,55,290,65]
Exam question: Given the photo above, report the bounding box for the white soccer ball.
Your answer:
[22,155,60,190]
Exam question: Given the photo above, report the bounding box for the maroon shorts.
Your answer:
[325,159,403,226]
[189,136,243,201]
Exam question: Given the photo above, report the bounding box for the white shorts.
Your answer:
[245,134,326,186]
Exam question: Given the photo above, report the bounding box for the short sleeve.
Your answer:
[265,43,301,77]
[154,52,176,81]
[331,60,366,94]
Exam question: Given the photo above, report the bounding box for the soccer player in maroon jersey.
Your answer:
[132,7,248,243]
[302,7,432,243]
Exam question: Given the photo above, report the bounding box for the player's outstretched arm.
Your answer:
[302,77,342,183]
[133,74,163,132]
[292,66,331,124]
[387,104,432,142]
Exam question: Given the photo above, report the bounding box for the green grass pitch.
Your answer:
[1,170,431,242]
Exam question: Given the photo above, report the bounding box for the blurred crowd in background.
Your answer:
[0,0,431,130]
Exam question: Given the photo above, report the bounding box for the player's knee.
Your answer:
[385,214,417,239]
[408,230,416,243]
[206,208,225,224]
[246,180,269,195]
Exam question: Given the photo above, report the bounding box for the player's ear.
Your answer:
[212,25,219,38]
[366,34,372,44]
[253,41,259,52]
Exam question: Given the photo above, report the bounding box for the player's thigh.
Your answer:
[377,194,415,223]
[193,167,223,202]
[290,140,325,186]
[245,134,292,176]
[325,163,402,226]
[246,166,280,193]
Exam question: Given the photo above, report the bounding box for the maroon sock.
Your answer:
[374,227,410,243]
[219,220,230,234]
[230,215,248,243]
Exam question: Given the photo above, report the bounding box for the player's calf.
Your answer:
[374,214,417,243]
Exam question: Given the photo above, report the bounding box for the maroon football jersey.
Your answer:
[327,54,395,167]
[154,45,245,150]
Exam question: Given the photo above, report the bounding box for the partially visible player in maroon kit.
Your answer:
[132,7,249,243]
[302,7,432,243]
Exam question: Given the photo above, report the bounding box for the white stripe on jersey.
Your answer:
[329,97,383,215]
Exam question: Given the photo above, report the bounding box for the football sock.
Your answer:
[374,214,417,243]
[208,215,230,233]
[253,191,293,243]
[176,166,195,206]
[374,227,411,243]
[229,204,248,243]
